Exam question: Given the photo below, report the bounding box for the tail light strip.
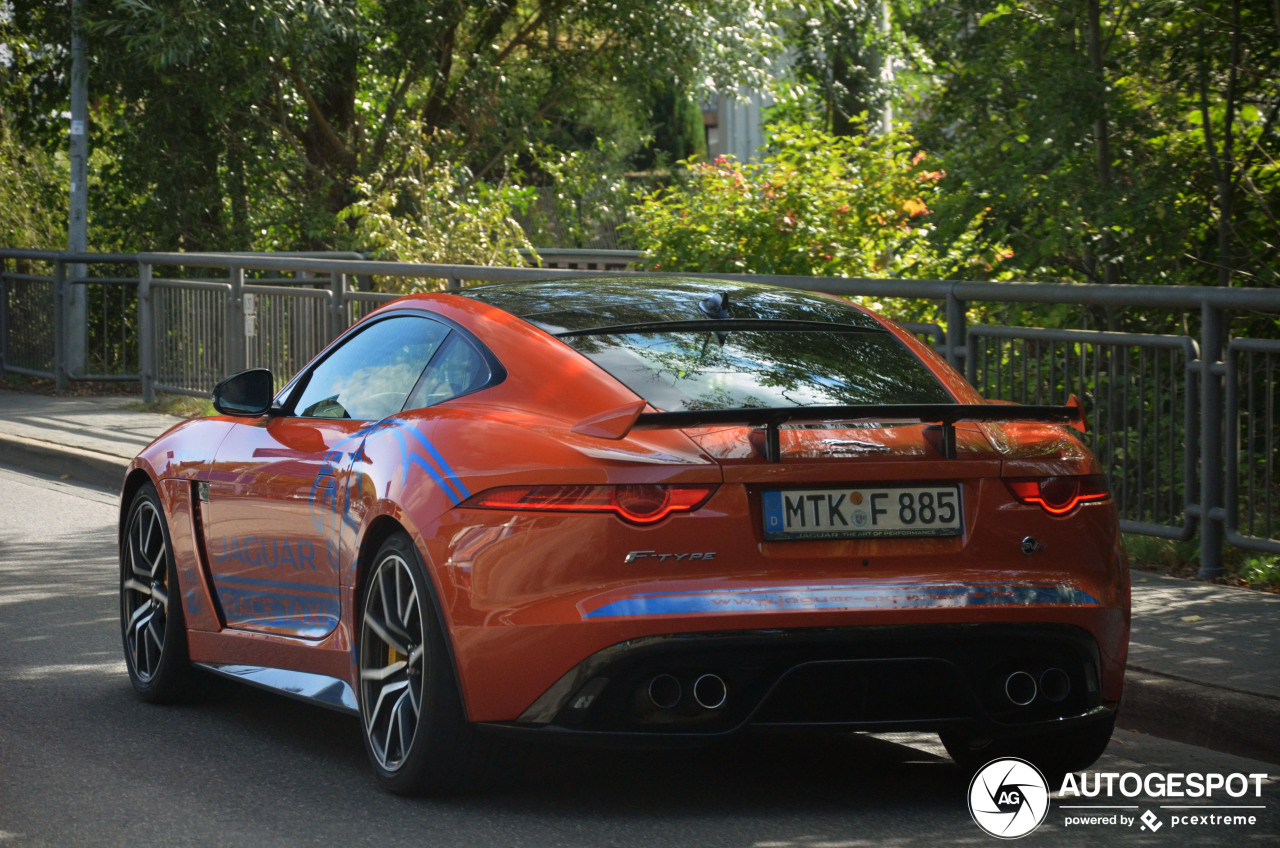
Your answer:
[1004,475,1110,515]
[460,484,717,525]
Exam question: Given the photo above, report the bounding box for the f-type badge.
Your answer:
[625,550,717,564]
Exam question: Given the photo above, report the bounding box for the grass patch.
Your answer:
[1124,532,1280,593]
[125,393,215,419]
[1240,555,1280,590]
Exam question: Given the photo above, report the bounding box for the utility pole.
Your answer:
[67,0,88,378]
[879,0,893,134]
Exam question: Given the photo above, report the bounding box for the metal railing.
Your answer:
[2,248,1279,577]
[525,248,642,271]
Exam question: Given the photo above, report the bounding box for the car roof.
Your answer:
[458,276,882,334]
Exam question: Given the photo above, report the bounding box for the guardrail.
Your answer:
[2,248,1278,577]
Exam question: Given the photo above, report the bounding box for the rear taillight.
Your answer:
[460,484,717,525]
[1004,475,1110,515]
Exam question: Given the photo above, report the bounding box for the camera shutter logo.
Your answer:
[967,758,1051,839]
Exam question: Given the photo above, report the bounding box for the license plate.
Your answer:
[762,485,963,540]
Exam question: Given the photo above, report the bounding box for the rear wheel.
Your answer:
[358,532,479,795]
[120,482,192,702]
[941,712,1116,781]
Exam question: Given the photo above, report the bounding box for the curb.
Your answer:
[0,432,126,492]
[1121,667,1280,766]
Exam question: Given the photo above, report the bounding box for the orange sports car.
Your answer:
[119,277,1129,793]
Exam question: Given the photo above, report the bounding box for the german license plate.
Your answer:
[762,485,963,540]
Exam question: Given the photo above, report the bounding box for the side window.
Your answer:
[405,331,492,410]
[294,316,450,420]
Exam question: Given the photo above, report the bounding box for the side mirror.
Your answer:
[213,368,276,416]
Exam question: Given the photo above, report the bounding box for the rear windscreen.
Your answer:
[560,329,954,411]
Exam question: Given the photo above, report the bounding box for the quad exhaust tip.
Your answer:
[647,673,682,710]
[692,674,728,710]
[1004,670,1038,706]
[1039,667,1071,702]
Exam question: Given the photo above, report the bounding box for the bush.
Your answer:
[337,127,537,292]
[626,121,1012,291]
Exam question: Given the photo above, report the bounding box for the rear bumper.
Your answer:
[479,623,1117,744]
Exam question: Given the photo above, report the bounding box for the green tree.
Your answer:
[73,0,781,253]
[898,0,1280,289]
[0,114,66,250]
[780,0,895,136]
[336,124,536,288]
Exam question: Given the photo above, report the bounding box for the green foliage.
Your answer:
[125,393,215,419]
[778,0,895,135]
[1123,534,1201,573]
[336,127,536,291]
[900,0,1280,292]
[72,0,784,253]
[3,0,1276,304]
[1125,532,1280,592]
[0,115,66,249]
[522,141,642,249]
[1241,556,1280,591]
[627,120,1011,294]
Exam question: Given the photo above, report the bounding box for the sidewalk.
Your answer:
[0,389,184,491]
[0,388,1277,765]
[1124,572,1280,764]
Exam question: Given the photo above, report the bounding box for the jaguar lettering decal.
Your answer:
[213,535,316,570]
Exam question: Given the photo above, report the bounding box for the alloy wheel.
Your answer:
[359,552,427,772]
[121,499,171,682]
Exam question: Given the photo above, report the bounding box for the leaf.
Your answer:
[979,4,1013,27]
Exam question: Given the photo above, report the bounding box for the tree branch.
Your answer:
[274,57,356,172]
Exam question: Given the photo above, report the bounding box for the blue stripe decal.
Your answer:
[380,420,464,503]
[399,423,471,499]
[213,583,341,637]
[385,423,412,485]
[581,582,1100,619]
[409,454,464,506]
[212,575,341,597]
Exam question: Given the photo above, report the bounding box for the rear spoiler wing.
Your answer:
[573,396,1086,462]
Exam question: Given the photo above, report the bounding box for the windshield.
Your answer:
[560,329,954,411]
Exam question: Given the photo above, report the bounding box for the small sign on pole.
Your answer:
[244,293,257,338]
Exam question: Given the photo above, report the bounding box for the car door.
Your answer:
[202,314,451,638]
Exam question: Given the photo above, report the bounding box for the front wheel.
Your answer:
[120,482,192,702]
[358,532,480,795]
[941,713,1117,781]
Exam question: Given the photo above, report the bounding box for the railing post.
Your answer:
[329,273,347,341]
[1199,303,1226,579]
[138,262,155,403]
[228,266,246,375]
[945,287,966,371]
[54,258,67,392]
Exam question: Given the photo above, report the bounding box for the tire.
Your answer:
[120,482,193,702]
[358,532,481,795]
[941,712,1117,782]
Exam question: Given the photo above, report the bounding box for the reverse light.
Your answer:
[460,484,718,525]
[1004,475,1110,515]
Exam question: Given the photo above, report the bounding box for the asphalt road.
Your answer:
[0,464,1275,848]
